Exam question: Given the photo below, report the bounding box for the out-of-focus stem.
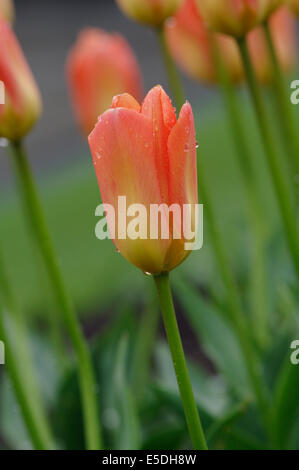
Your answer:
[154,272,208,450]
[211,36,270,348]
[197,153,270,432]
[237,37,299,280]
[156,27,185,110]
[263,20,299,185]
[0,249,54,449]
[8,140,102,450]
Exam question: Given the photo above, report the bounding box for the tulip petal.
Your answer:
[141,85,177,203]
[89,107,171,273]
[111,93,141,111]
[168,101,198,207]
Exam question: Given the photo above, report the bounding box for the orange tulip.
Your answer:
[116,0,183,26]
[248,6,296,83]
[0,18,41,141]
[88,86,198,274]
[0,0,14,23]
[198,0,274,37]
[67,28,143,136]
[165,0,243,83]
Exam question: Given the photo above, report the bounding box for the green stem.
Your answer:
[0,250,54,449]
[153,272,208,450]
[8,141,102,450]
[212,37,270,348]
[156,27,185,110]
[197,156,270,432]
[263,20,299,181]
[237,37,299,280]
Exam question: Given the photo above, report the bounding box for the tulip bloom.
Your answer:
[248,7,296,83]
[198,0,273,37]
[67,28,143,136]
[0,0,14,23]
[165,0,243,83]
[89,86,198,274]
[0,18,41,141]
[116,0,183,26]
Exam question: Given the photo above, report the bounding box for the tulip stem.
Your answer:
[211,36,270,348]
[237,37,299,280]
[156,27,185,110]
[263,20,299,182]
[197,152,270,434]
[0,249,54,450]
[8,140,102,450]
[154,272,208,450]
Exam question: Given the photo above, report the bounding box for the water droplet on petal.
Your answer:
[143,271,152,277]
[95,151,102,160]
[195,142,199,149]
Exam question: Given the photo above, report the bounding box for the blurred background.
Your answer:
[0,0,298,451]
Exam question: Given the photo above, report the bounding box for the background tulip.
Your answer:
[165,0,244,83]
[0,0,14,23]
[248,6,297,83]
[0,18,41,141]
[197,0,272,37]
[67,28,143,136]
[116,0,183,26]
[89,86,198,274]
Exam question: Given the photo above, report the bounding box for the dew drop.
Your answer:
[195,141,199,149]
[143,271,152,277]
[95,151,102,160]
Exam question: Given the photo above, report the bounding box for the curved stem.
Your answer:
[154,272,208,450]
[0,250,54,449]
[237,37,299,280]
[156,27,185,110]
[211,37,270,347]
[197,157,270,433]
[263,20,299,182]
[8,141,102,450]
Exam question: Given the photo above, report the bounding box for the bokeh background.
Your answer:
[0,0,298,450]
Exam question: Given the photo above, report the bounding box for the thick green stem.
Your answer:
[237,37,299,280]
[197,157,270,432]
[156,27,185,110]
[154,273,208,450]
[8,141,102,450]
[212,37,270,347]
[0,250,54,449]
[263,20,299,182]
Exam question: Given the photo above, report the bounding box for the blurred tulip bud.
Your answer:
[165,0,243,83]
[0,0,14,23]
[67,28,143,136]
[116,0,183,26]
[248,7,296,83]
[288,0,299,16]
[198,0,273,37]
[0,18,42,141]
[89,86,198,274]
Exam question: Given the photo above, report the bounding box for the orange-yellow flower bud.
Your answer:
[116,0,183,26]
[0,0,14,23]
[67,28,143,136]
[0,18,42,141]
[165,0,243,83]
[198,0,274,37]
[88,86,199,274]
[248,6,296,83]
